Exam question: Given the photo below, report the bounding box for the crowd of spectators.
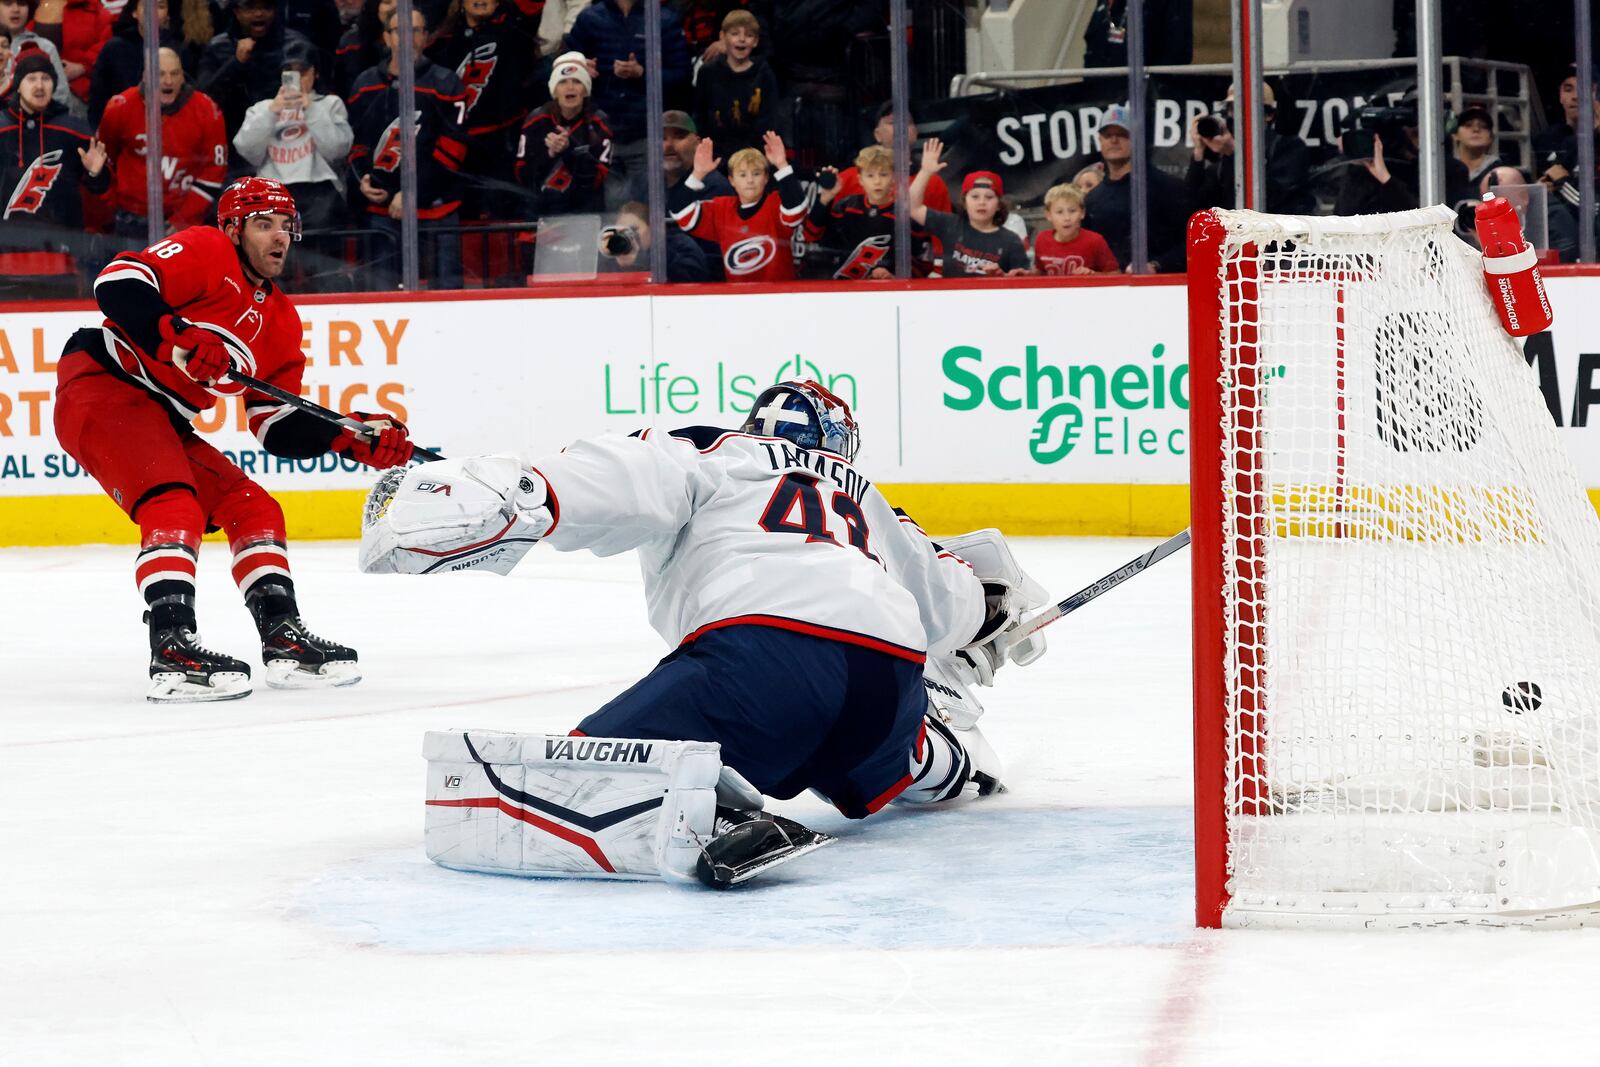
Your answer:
[2,0,1598,291]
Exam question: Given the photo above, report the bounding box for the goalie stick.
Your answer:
[226,368,447,462]
[1001,529,1191,659]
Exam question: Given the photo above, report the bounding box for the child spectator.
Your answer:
[806,144,928,280]
[691,8,775,158]
[835,101,950,212]
[908,138,1028,278]
[672,129,805,282]
[516,49,612,217]
[232,40,350,231]
[1072,162,1103,194]
[428,0,540,217]
[1033,183,1117,276]
[26,0,113,104]
[678,0,768,64]
[97,45,225,235]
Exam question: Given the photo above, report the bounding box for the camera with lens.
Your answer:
[599,224,640,257]
[1196,113,1229,139]
[1340,103,1416,159]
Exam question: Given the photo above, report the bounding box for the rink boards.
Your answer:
[6,272,1600,545]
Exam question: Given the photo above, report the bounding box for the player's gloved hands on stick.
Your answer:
[335,412,414,468]
[157,315,232,384]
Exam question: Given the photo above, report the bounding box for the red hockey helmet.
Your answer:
[218,177,301,240]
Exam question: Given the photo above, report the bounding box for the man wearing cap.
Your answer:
[1083,103,1190,273]
[0,0,73,113]
[1452,104,1502,192]
[0,43,108,261]
[198,0,315,163]
[515,49,613,217]
[1185,83,1312,216]
[233,39,350,237]
[623,109,731,279]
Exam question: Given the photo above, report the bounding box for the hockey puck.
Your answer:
[1501,681,1543,714]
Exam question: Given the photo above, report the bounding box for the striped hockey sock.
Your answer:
[136,530,201,631]
[230,535,296,623]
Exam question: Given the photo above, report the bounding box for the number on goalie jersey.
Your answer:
[367,380,995,818]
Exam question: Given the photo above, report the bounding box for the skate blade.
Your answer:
[264,659,362,690]
[701,831,836,890]
[147,671,252,704]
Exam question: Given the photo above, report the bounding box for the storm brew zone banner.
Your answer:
[916,67,1438,209]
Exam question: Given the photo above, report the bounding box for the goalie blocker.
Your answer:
[423,730,832,887]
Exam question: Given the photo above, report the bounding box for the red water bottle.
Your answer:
[1474,192,1553,337]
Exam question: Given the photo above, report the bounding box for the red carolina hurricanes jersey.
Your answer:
[671,172,807,283]
[93,225,306,437]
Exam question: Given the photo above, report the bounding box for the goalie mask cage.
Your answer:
[1188,205,1600,929]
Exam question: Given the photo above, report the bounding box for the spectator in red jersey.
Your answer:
[428,0,540,218]
[1032,183,1117,276]
[25,0,112,104]
[908,139,1028,278]
[0,45,108,281]
[0,0,74,112]
[834,101,951,213]
[690,8,775,158]
[515,49,612,217]
[198,0,314,161]
[347,5,468,288]
[672,129,805,282]
[97,46,225,237]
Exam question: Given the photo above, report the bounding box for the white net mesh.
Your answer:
[1207,206,1600,926]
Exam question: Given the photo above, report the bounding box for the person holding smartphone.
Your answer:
[232,39,352,265]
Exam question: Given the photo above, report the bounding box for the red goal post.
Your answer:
[1186,205,1600,929]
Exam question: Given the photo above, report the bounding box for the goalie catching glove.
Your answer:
[360,454,555,575]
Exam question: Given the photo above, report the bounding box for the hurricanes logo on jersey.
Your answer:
[373,110,424,171]
[4,149,64,218]
[456,43,498,115]
[725,235,777,276]
[836,235,892,280]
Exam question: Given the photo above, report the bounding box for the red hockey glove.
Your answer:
[334,412,413,468]
[157,315,233,384]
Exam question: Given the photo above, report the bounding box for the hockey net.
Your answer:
[1188,205,1600,928]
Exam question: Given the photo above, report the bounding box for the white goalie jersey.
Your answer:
[527,426,985,661]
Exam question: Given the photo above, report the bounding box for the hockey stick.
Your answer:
[1002,529,1191,658]
[227,368,446,462]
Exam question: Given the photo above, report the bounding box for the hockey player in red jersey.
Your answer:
[671,129,806,282]
[52,176,415,704]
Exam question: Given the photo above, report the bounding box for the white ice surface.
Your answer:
[5,537,1599,1065]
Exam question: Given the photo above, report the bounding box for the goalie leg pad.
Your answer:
[422,730,720,882]
[898,715,1005,805]
[361,456,554,576]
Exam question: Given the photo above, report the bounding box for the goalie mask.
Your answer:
[740,379,860,462]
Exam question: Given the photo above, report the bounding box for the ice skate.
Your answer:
[258,613,361,689]
[148,626,253,704]
[694,806,834,890]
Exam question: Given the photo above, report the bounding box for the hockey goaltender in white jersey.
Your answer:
[361,379,1047,887]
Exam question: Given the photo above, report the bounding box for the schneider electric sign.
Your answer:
[939,341,1188,466]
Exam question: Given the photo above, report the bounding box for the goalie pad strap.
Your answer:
[422,730,720,881]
